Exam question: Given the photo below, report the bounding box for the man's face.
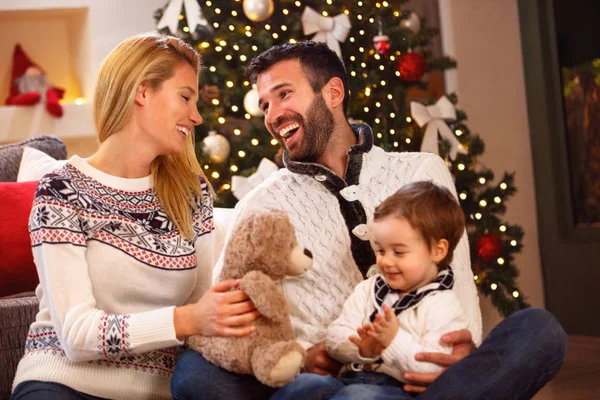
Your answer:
[256,59,335,162]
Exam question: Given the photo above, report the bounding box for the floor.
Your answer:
[534,335,600,399]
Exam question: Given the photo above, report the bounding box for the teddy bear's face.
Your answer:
[222,209,312,281]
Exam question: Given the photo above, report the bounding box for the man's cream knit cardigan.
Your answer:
[213,126,482,350]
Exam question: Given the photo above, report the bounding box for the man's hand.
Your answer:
[371,304,399,348]
[302,341,343,376]
[349,324,385,358]
[403,329,476,394]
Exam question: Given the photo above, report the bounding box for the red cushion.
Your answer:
[0,181,39,297]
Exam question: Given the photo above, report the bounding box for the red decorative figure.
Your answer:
[5,44,65,118]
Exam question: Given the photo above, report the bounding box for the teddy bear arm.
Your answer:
[240,270,289,323]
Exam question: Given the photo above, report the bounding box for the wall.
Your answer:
[439,0,545,335]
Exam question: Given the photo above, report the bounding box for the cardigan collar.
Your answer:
[282,123,374,188]
[369,268,455,322]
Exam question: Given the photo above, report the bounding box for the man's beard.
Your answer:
[279,93,335,163]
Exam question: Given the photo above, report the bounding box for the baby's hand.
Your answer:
[372,304,399,348]
[349,324,385,358]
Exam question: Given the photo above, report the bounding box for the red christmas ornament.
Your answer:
[373,34,390,56]
[475,233,503,262]
[396,52,426,82]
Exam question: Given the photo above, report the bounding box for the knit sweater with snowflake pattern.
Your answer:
[213,124,482,350]
[12,156,216,400]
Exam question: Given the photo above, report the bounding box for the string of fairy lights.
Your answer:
[163,0,525,310]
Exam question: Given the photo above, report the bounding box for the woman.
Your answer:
[11,34,259,400]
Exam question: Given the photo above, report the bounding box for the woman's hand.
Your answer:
[175,279,261,339]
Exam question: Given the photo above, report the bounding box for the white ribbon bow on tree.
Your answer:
[231,158,279,200]
[157,0,208,34]
[301,7,352,58]
[410,96,467,160]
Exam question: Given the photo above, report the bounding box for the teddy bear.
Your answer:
[187,209,313,387]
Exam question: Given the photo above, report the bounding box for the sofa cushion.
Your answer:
[0,135,67,182]
[17,147,67,182]
[0,181,39,297]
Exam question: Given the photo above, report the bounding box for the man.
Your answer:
[171,41,566,400]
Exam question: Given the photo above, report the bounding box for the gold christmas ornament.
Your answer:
[202,130,231,164]
[242,0,274,22]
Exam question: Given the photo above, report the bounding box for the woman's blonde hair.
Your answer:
[93,34,211,239]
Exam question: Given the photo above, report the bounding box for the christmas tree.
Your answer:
[155,0,529,316]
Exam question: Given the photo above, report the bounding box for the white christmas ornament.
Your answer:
[202,131,231,164]
[301,7,352,58]
[244,87,263,117]
[410,96,467,160]
[400,12,421,34]
[232,158,279,200]
[243,0,274,22]
[157,0,208,34]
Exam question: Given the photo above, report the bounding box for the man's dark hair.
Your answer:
[245,41,350,114]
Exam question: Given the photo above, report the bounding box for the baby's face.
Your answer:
[371,216,439,293]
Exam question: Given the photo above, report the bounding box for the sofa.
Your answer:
[0,296,39,399]
[0,136,234,399]
[0,135,68,399]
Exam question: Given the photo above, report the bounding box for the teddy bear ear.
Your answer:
[248,210,281,241]
[230,213,258,245]
[236,213,254,230]
[267,209,291,225]
[267,210,297,240]
[249,211,277,243]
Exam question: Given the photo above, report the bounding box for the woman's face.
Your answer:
[140,62,202,157]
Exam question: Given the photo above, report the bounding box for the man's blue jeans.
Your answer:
[270,371,415,400]
[171,308,567,400]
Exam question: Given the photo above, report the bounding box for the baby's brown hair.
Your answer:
[374,181,465,269]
